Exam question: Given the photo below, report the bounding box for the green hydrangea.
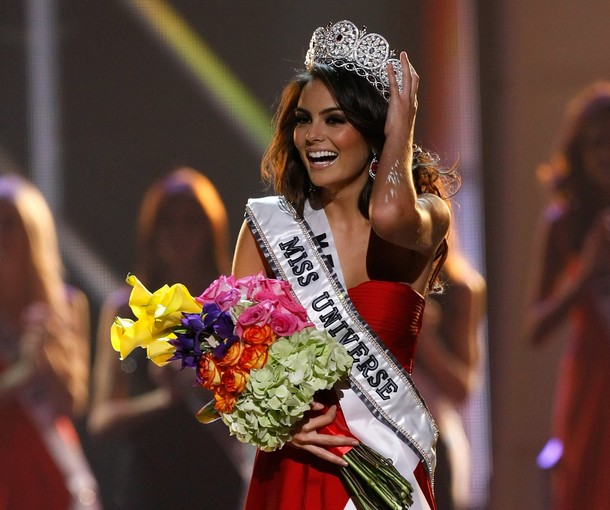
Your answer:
[221,326,353,451]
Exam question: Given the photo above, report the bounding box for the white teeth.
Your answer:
[308,150,337,159]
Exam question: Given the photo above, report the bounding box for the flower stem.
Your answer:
[342,445,413,509]
[339,466,381,510]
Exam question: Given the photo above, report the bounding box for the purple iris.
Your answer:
[168,330,202,369]
[167,311,211,368]
[202,303,239,358]
[202,302,223,324]
[212,334,239,359]
[182,312,206,333]
[169,305,240,366]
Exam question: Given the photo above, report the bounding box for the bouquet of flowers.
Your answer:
[111,273,414,509]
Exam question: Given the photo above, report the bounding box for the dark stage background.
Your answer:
[1,1,424,284]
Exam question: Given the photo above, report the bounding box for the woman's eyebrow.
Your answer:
[295,106,343,115]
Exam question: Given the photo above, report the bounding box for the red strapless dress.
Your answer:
[0,396,71,509]
[244,281,426,510]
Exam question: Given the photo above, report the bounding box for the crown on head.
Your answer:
[304,20,403,102]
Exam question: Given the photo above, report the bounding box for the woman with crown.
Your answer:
[232,20,459,510]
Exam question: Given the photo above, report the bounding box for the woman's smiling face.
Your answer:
[293,79,370,194]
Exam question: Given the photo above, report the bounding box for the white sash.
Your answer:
[245,196,438,478]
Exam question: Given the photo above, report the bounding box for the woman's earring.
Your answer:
[368,153,379,180]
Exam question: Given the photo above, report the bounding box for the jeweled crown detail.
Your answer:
[305,20,403,101]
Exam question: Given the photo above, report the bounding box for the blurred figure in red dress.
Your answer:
[527,81,610,509]
[0,173,99,509]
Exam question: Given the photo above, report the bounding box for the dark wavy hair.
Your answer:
[261,63,460,291]
[538,81,610,251]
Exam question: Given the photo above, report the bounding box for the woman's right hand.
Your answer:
[385,51,419,141]
[288,402,359,466]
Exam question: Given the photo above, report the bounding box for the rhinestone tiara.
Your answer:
[304,20,403,102]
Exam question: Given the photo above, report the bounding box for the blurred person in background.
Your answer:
[527,81,610,509]
[0,173,99,509]
[88,167,249,509]
[412,228,486,510]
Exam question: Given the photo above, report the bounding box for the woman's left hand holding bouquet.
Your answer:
[288,402,358,467]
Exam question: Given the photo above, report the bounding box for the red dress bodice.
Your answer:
[348,280,424,373]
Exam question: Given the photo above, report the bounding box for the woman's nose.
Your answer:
[305,121,324,143]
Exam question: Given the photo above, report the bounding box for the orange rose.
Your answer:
[221,366,249,394]
[216,340,244,367]
[238,344,269,371]
[214,387,237,414]
[242,324,276,346]
[197,353,222,389]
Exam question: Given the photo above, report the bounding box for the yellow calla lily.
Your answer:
[110,318,132,360]
[146,334,178,366]
[111,274,202,364]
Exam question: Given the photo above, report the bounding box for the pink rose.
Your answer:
[235,301,274,337]
[256,279,307,317]
[252,290,280,308]
[197,275,240,311]
[269,310,302,337]
[275,294,309,322]
[234,273,266,300]
[254,278,291,301]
